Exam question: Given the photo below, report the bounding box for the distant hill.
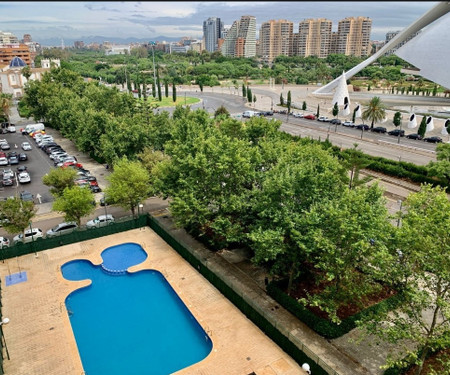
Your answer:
[38,35,192,47]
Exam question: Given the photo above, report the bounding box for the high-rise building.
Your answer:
[333,17,372,57]
[23,34,32,43]
[221,15,256,58]
[294,18,332,58]
[203,17,224,52]
[259,20,293,64]
[0,31,19,45]
[384,30,421,55]
[0,44,32,66]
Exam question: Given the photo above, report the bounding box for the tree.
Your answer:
[22,65,32,80]
[199,82,203,92]
[332,102,339,118]
[393,111,402,127]
[253,94,257,107]
[214,105,230,118]
[287,91,291,114]
[362,96,386,129]
[42,167,77,197]
[0,198,36,240]
[360,185,450,375]
[172,81,176,102]
[105,157,150,217]
[352,107,357,123]
[0,93,13,123]
[156,68,162,101]
[164,80,169,98]
[418,116,427,138]
[151,80,156,97]
[248,143,347,294]
[280,93,284,106]
[316,104,320,118]
[53,186,95,227]
[302,101,307,111]
[242,83,246,98]
[301,183,392,323]
[427,143,450,184]
[247,87,252,103]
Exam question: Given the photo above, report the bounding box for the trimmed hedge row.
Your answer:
[267,280,402,339]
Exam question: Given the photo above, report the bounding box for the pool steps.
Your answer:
[100,264,127,275]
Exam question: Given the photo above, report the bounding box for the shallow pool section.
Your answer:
[62,243,212,375]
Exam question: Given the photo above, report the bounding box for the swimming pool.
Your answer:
[62,243,212,375]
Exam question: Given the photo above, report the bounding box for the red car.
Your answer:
[61,161,83,169]
[304,114,316,120]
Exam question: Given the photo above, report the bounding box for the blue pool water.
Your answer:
[62,243,212,375]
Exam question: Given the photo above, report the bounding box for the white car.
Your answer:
[46,222,78,238]
[318,116,330,122]
[0,157,8,166]
[7,126,16,133]
[343,121,354,127]
[13,228,44,245]
[18,171,31,184]
[21,142,32,151]
[0,237,9,249]
[2,168,14,179]
[86,214,115,229]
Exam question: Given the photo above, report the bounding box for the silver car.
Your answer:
[86,215,115,229]
[46,222,78,238]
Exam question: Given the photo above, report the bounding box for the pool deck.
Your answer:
[0,228,305,375]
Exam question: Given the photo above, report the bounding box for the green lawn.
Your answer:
[138,96,200,107]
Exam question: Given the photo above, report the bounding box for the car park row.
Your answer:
[0,214,116,248]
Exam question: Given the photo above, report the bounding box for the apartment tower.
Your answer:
[334,17,372,57]
[295,18,332,58]
[221,15,256,58]
[259,19,293,64]
[203,17,224,52]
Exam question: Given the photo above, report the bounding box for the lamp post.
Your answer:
[0,317,10,360]
[138,203,144,216]
[302,363,311,374]
[103,193,108,218]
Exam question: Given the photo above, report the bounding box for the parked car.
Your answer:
[7,125,16,133]
[0,142,10,151]
[304,114,316,120]
[0,237,9,249]
[18,171,31,184]
[18,153,27,161]
[2,168,14,179]
[261,111,273,116]
[0,157,7,166]
[2,176,13,187]
[317,116,329,122]
[387,129,405,137]
[423,136,443,143]
[371,127,387,133]
[100,195,113,206]
[342,121,354,127]
[330,119,341,125]
[46,222,78,238]
[21,142,32,151]
[86,214,115,229]
[8,155,19,165]
[19,191,33,201]
[16,165,27,173]
[355,124,370,131]
[13,228,44,245]
[292,112,304,118]
[406,133,423,140]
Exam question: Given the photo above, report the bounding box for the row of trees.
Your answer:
[19,68,449,374]
[47,48,421,88]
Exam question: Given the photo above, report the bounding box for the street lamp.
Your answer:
[302,363,311,374]
[0,317,10,360]
[138,203,144,216]
[103,193,108,218]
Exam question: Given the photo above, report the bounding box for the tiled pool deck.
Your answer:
[0,228,305,375]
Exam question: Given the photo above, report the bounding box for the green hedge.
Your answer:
[267,280,402,339]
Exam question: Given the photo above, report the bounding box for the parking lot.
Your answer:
[0,127,110,204]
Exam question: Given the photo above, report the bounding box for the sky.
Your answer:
[0,1,439,46]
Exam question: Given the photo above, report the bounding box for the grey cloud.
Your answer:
[84,4,120,12]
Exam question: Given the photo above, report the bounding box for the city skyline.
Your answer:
[0,1,438,46]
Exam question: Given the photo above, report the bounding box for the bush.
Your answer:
[267,280,402,339]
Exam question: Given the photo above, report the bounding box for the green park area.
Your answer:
[139,95,200,107]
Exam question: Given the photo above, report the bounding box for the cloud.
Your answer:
[84,4,120,12]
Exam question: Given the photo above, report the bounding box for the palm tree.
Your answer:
[362,96,386,129]
[0,93,13,123]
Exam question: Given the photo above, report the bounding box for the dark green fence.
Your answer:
[0,277,3,375]
[1,215,147,261]
[147,215,330,375]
